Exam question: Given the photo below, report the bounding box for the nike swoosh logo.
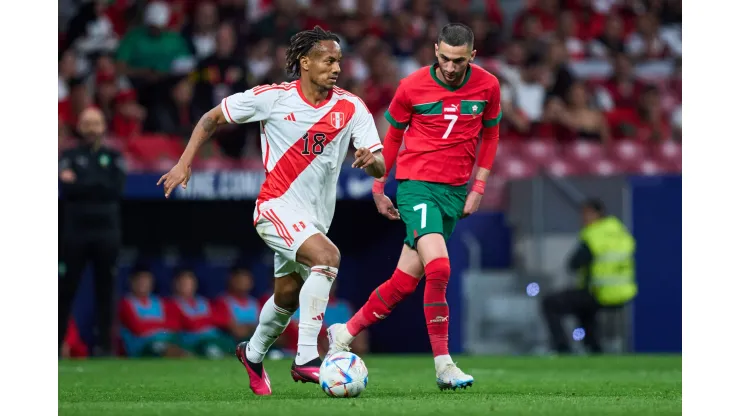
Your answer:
[313,372,320,377]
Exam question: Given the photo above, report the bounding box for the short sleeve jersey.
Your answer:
[384,64,502,186]
[221,80,382,231]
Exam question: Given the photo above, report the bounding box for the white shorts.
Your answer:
[254,200,322,280]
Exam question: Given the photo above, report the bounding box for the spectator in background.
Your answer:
[59,49,80,103]
[118,266,187,357]
[111,89,146,140]
[625,13,670,60]
[59,77,92,128]
[169,269,232,358]
[93,68,119,124]
[546,82,610,143]
[193,23,248,112]
[595,53,643,112]
[61,317,89,359]
[610,84,670,142]
[115,1,193,115]
[246,38,275,85]
[517,13,549,58]
[589,13,625,59]
[514,0,559,38]
[544,40,574,101]
[469,15,502,58]
[147,75,197,139]
[65,0,119,62]
[510,54,548,129]
[192,23,250,158]
[213,265,260,342]
[182,1,220,60]
[556,10,585,61]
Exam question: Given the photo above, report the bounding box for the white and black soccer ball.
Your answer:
[319,352,368,398]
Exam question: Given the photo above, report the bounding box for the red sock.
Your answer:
[423,257,450,357]
[347,268,420,336]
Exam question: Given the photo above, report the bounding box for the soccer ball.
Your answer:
[319,352,368,398]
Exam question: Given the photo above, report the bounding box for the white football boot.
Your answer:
[326,323,353,357]
[436,363,474,391]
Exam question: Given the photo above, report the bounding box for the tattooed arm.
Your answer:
[179,106,227,167]
[157,106,227,197]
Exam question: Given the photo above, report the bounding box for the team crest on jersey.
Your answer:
[330,112,345,129]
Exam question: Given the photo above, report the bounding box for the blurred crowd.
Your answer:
[58,0,681,171]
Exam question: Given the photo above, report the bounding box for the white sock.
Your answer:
[434,354,454,373]
[246,295,294,363]
[295,265,337,365]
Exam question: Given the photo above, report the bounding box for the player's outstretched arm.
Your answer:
[157,105,227,197]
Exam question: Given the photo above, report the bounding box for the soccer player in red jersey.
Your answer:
[327,23,501,391]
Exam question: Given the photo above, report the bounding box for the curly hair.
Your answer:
[285,26,340,78]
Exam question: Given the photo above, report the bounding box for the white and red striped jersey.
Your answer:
[220,80,383,232]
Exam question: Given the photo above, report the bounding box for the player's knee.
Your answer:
[312,247,341,269]
[391,269,421,296]
[424,257,450,291]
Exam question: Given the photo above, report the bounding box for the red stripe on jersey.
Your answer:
[221,98,234,123]
[258,99,357,202]
[263,209,294,247]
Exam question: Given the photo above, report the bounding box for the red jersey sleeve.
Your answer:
[384,81,412,130]
[482,79,502,128]
[477,79,502,170]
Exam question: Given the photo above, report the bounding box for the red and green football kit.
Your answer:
[379,63,502,247]
[346,64,503,362]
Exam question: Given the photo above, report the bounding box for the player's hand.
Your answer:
[462,191,483,218]
[352,147,375,169]
[373,193,400,220]
[59,169,76,183]
[157,162,192,198]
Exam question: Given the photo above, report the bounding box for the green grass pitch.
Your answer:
[59,355,681,415]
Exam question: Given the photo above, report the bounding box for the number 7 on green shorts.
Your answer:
[396,180,467,249]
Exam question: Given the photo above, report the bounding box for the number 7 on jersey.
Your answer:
[442,114,458,139]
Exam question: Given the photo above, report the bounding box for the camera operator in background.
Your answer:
[59,107,126,356]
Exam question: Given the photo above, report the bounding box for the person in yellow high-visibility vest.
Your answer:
[541,199,637,354]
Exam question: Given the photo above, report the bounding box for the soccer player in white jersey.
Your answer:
[157,26,385,396]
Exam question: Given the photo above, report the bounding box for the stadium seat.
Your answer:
[633,159,670,176]
[611,140,648,164]
[584,157,620,177]
[494,156,538,180]
[652,141,682,166]
[562,140,605,164]
[520,139,559,166]
[543,157,587,177]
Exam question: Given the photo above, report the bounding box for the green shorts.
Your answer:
[396,180,467,249]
